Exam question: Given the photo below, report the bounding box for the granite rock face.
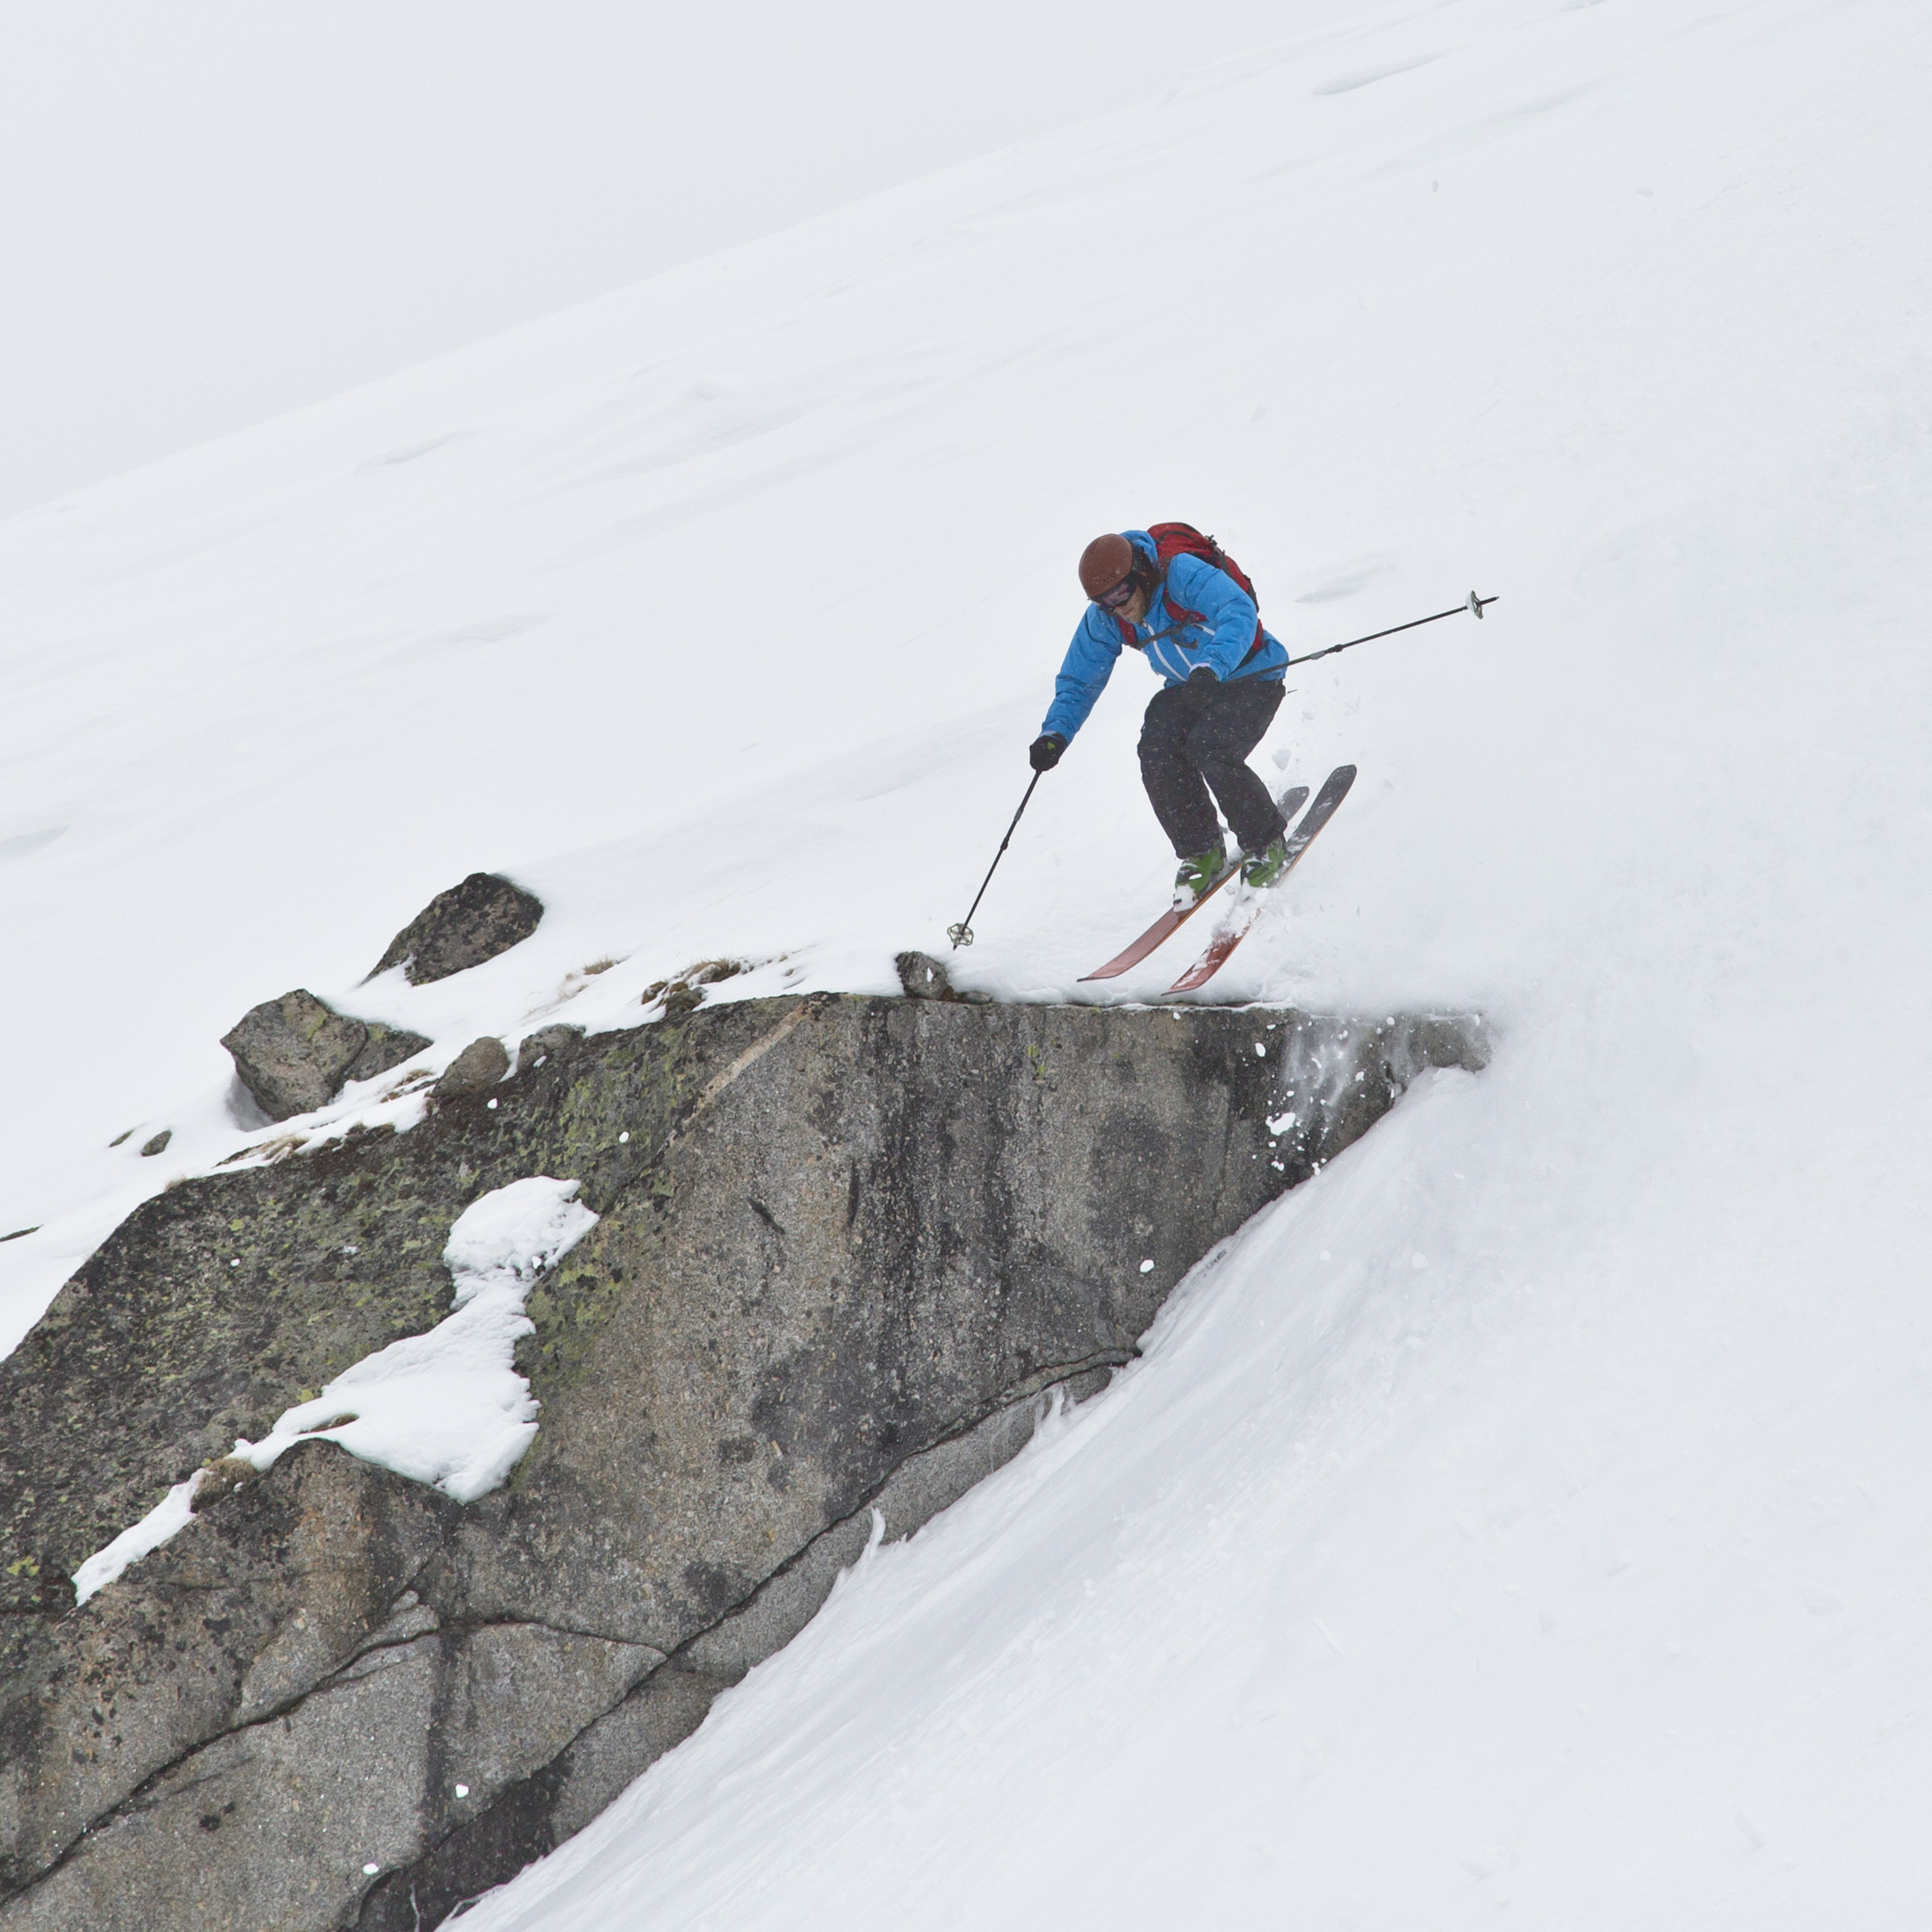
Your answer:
[369,873,544,986]
[0,994,1487,1929]
[220,990,429,1122]
[0,1445,461,1903]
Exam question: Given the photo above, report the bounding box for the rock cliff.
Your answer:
[0,992,1486,1929]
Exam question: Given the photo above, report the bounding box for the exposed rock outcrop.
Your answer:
[895,949,990,1002]
[220,990,429,1122]
[368,872,544,986]
[1,994,1487,1929]
[515,1023,583,1074]
[431,1035,510,1103]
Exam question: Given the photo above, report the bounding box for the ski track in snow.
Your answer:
[6,0,1932,1921]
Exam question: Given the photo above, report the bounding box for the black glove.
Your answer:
[1177,666,1220,711]
[1029,732,1067,772]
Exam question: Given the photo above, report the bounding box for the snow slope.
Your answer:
[5,0,1932,1920]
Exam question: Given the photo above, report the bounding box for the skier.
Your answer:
[1030,526,1294,906]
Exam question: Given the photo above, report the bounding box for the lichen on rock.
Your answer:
[0,991,1488,1929]
[220,990,429,1123]
[894,949,990,1002]
[368,872,544,986]
[433,1036,511,1103]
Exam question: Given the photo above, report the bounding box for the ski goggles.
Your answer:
[1098,577,1137,610]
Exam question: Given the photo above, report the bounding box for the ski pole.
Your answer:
[948,771,1042,948]
[1285,589,1498,668]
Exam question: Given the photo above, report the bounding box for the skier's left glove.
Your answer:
[1029,732,1067,772]
[1177,666,1220,711]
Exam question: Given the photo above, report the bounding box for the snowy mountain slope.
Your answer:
[465,1064,1932,1930]
[5,0,1932,1918]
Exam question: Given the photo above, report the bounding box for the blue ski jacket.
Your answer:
[1040,530,1289,745]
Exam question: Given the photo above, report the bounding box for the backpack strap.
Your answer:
[1111,529,1268,661]
[1150,559,1268,663]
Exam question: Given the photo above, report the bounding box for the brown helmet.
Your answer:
[1078,532,1136,602]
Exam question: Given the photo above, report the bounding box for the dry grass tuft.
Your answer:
[190,1455,260,1512]
[640,957,748,1018]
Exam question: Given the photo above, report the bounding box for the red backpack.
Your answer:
[1116,522,1267,660]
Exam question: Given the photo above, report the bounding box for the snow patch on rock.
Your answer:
[71,1177,596,1604]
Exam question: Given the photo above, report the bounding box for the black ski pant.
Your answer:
[1138,674,1287,859]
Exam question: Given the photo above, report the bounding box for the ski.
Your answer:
[1164,764,1357,994]
[1078,784,1308,982]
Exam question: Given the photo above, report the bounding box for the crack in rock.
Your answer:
[1,995,1486,1930]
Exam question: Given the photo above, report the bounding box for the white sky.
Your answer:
[0,0,1319,518]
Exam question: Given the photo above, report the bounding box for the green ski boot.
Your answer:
[1240,833,1292,890]
[1171,845,1230,910]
